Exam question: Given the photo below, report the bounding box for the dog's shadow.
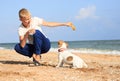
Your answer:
[34,61,56,67]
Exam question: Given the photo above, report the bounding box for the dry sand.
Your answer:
[0,49,120,81]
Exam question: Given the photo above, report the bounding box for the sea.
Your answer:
[0,40,120,55]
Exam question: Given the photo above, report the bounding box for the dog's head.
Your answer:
[58,40,68,52]
[58,40,68,48]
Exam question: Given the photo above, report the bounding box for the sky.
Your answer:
[0,0,120,43]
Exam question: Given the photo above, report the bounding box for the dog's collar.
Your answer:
[58,48,66,52]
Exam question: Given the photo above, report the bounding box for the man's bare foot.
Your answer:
[33,58,41,66]
[32,54,41,66]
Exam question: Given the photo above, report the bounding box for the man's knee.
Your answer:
[41,45,51,54]
[33,30,45,38]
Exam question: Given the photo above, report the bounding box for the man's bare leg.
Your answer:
[32,54,41,66]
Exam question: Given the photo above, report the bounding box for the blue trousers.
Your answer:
[14,30,51,58]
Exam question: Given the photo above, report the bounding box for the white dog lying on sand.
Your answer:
[56,40,88,68]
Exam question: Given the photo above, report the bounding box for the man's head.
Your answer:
[19,8,31,27]
[19,8,31,19]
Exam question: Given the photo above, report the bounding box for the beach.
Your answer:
[0,49,120,81]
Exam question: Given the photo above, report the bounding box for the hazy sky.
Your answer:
[0,0,120,43]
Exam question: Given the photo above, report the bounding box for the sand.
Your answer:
[0,49,120,81]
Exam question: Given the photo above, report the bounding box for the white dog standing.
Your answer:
[56,40,88,68]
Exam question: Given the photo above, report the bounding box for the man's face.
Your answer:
[20,16,31,27]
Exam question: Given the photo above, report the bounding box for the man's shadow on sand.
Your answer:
[0,60,29,65]
[0,60,56,67]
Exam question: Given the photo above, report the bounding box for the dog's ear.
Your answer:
[58,40,64,47]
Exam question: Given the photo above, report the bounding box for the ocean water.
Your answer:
[0,40,120,55]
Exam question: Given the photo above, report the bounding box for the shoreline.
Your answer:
[1,48,120,56]
[0,49,120,81]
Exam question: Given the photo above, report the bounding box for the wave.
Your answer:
[0,47,6,49]
[50,48,120,55]
[0,47,14,50]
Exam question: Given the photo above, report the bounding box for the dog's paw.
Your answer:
[72,67,78,69]
[55,66,60,69]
